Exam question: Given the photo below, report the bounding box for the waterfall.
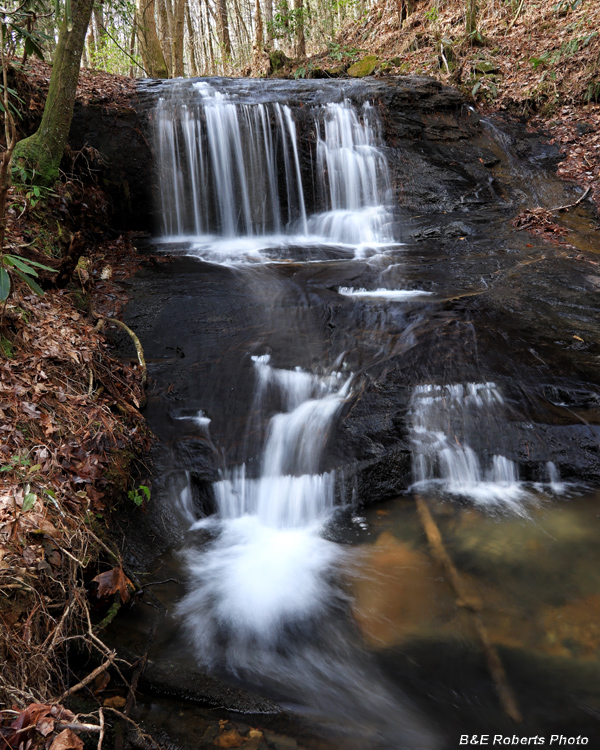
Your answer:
[153,82,395,254]
[192,355,351,529]
[410,382,563,512]
[180,356,351,643]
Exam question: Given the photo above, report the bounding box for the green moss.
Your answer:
[347,55,379,78]
[0,335,14,359]
[12,133,60,188]
[474,60,500,75]
[269,50,289,73]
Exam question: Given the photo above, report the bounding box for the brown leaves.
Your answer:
[511,207,570,242]
[92,567,134,603]
[0,704,79,750]
[49,728,84,750]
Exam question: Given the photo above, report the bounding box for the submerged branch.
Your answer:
[415,495,523,723]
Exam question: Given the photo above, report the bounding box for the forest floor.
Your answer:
[276,0,600,212]
[0,65,159,749]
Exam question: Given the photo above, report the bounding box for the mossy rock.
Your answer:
[324,65,347,77]
[269,50,289,73]
[347,55,379,78]
[474,60,500,75]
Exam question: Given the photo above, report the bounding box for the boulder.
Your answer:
[347,55,379,77]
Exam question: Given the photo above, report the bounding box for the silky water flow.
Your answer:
[148,80,569,747]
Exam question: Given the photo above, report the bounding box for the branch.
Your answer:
[506,0,525,33]
[551,185,592,213]
[58,654,115,701]
[98,22,149,76]
[415,495,522,723]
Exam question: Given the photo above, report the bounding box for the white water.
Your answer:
[154,84,398,262]
[338,286,433,300]
[410,383,564,513]
[180,357,350,638]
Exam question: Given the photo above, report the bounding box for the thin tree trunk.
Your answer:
[157,0,174,74]
[12,0,95,185]
[136,0,169,77]
[264,0,272,44]
[186,4,199,75]
[466,0,477,34]
[294,0,305,58]
[173,0,186,75]
[129,20,137,76]
[93,2,108,65]
[215,0,232,58]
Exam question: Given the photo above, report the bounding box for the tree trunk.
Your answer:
[136,0,169,77]
[215,0,232,58]
[93,2,108,63]
[466,0,477,34]
[157,0,174,74]
[172,0,186,76]
[186,4,199,76]
[12,0,95,185]
[265,0,272,44]
[294,0,305,58]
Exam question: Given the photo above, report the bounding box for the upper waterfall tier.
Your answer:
[152,80,394,245]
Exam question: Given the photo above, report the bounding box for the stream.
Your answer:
[110,77,600,749]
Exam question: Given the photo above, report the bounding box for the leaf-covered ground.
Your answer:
[282,0,600,213]
[0,165,154,746]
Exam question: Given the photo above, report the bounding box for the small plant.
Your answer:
[553,0,584,14]
[0,253,56,301]
[584,80,600,104]
[472,76,499,101]
[425,6,439,23]
[0,454,32,472]
[0,333,14,358]
[128,484,150,507]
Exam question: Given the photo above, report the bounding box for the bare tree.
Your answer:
[137,0,169,77]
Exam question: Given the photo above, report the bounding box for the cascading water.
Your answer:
[410,382,563,512]
[125,76,599,747]
[176,358,436,747]
[153,82,396,259]
[179,357,349,640]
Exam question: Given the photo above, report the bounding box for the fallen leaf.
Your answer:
[214,729,246,748]
[103,695,126,708]
[50,728,84,750]
[92,567,134,602]
[36,717,55,736]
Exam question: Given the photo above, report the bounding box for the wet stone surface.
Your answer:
[101,77,600,748]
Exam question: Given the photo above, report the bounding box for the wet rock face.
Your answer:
[67,100,154,230]
[65,76,477,231]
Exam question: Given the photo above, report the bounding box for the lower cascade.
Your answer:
[410,383,563,511]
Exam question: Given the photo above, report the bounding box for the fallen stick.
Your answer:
[97,709,105,750]
[58,654,115,701]
[551,185,592,213]
[415,495,522,723]
[57,721,102,733]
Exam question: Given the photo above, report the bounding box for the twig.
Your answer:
[506,0,525,33]
[57,721,102,733]
[104,317,146,387]
[139,578,181,590]
[551,185,592,213]
[58,654,115,701]
[97,708,105,750]
[103,707,165,750]
[415,495,522,723]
